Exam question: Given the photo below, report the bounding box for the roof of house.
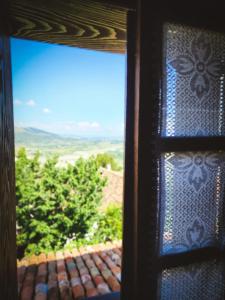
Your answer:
[17,241,122,300]
[101,168,123,209]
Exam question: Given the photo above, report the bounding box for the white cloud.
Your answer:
[26,99,36,107]
[43,108,51,114]
[31,121,101,135]
[14,99,22,106]
[78,121,100,130]
[15,121,26,127]
[15,121,125,138]
[91,122,101,129]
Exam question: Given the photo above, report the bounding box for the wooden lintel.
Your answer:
[9,0,129,53]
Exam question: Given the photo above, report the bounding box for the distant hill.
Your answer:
[15,127,65,144]
[15,127,124,167]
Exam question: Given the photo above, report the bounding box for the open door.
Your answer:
[122,2,225,299]
[0,19,18,300]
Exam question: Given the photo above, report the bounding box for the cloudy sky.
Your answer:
[11,38,126,138]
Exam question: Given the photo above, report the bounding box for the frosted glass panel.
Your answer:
[160,152,225,255]
[159,260,225,300]
[162,23,225,136]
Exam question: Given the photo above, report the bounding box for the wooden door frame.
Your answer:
[0,36,18,300]
[0,1,17,300]
[4,1,225,299]
[124,2,225,299]
[0,1,137,299]
[121,10,138,300]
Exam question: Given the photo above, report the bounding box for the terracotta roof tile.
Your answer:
[18,241,122,300]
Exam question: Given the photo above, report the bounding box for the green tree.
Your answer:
[16,149,106,256]
[95,153,122,171]
[96,204,122,242]
[65,203,123,249]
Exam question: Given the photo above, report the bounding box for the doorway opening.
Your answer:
[11,37,126,299]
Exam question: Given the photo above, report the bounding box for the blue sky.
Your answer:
[11,38,126,138]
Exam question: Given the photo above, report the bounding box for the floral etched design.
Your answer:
[167,152,222,191]
[164,217,212,257]
[171,218,213,279]
[185,218,207,248]
[169,34,223,99]
[182,218,207,279]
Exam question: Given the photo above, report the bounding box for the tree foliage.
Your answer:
[95,153,122,171]
[95,204,122,242]
[16,148,107,256]
[65,203,123,249]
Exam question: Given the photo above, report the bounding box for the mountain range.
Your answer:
[15,127,124,166]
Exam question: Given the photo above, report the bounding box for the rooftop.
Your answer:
[101,168,123,209]
[17,241,122,300]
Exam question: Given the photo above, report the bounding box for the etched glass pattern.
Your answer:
[162,23,225,136]
[159,260,225,300]
[160,151,225,254]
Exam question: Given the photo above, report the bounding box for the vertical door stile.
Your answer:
[0,2,18,298]
[121,9,138,300]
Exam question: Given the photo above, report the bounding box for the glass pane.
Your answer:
[162,23,225,136]
[159,260,225,300]
[160,152,225,255]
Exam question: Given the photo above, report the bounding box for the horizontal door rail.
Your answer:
[157,246,225,271]
[154,136,225,152]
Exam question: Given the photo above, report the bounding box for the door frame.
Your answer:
[0,2,17,298]
[0,1,135,300]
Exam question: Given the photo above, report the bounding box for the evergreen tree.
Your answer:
[16,149,106,256]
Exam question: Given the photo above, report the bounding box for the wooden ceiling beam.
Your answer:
[9,0,130,53]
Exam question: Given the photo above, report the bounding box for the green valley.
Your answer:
[15,127,124,167]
